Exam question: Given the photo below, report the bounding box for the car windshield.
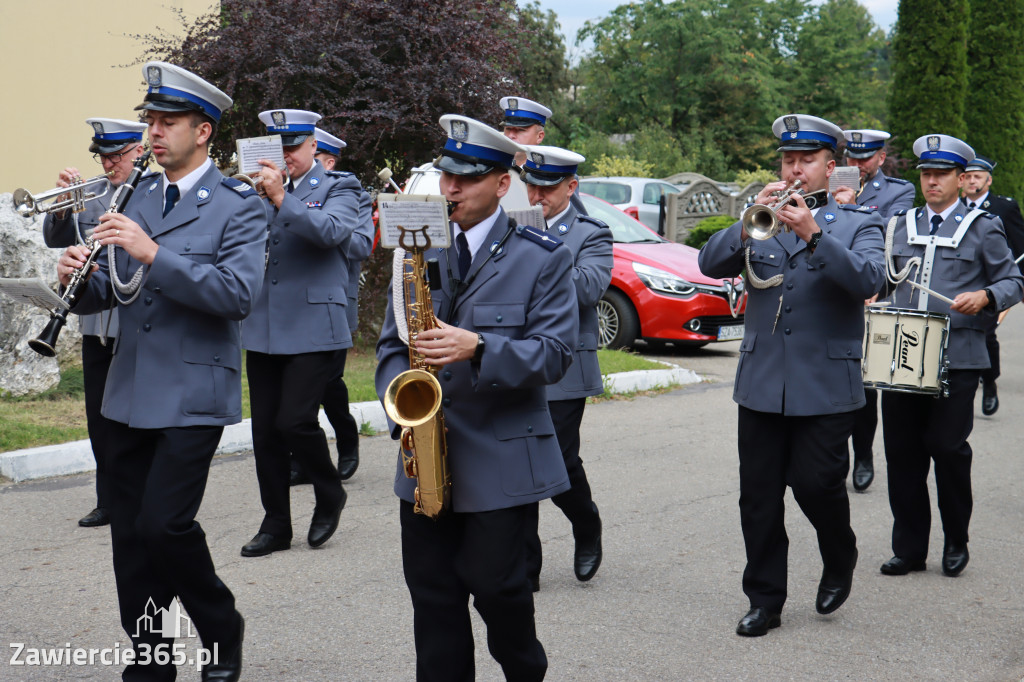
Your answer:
[580,194,665,244]
[578,181,631,205]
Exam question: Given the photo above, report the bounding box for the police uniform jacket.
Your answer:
[72,165,267,428]
[376,209,578,513]
[856,169,915,220]
[43,179,120,339]
[544,205,613,401]
[343,189,376,332]
[885,205,1024,368]
[698,196,886,416]
[242,161,363,355]
[967,194,1024,273]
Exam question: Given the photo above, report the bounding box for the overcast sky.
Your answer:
[529,0,898,53]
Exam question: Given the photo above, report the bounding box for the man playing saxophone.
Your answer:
[375,114,578,681]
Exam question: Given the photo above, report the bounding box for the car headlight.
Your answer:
[632,262,698,296]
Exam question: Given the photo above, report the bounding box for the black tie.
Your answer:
[163,184,180,218]
[456,232,471,280]
[969,201,977,209]
[930,214,943,235]
[287,180,295,194]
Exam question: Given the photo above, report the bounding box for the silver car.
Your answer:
[577,176,681,232]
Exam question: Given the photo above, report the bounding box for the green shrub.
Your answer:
[734,166,778,188]
[589,154,655,178]
[685,215,735,249]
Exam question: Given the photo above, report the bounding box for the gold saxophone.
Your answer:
[383,226,451,519]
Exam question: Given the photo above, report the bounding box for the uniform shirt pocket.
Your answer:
[940,246,976,280]
[745,246,786,280]
[307,286,348,345]
[181,337,238,416]
[160,235,215,264]
[472,303,526,329]
[827,339,864,406]
[492,408,559,496]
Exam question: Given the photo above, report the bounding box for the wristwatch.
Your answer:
[808,231,823,252]
[472,333,485,362]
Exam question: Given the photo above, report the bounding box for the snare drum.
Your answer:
[862,307,950,396]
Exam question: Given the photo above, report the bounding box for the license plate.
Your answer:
[718,324,744,341]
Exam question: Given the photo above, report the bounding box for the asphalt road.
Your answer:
[3,315,1024,680]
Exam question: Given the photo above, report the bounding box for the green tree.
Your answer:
[965,0,1024,200]
[888,0,969,192]
[513,2,569,115]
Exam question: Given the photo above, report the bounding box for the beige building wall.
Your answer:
[0,1,217,197]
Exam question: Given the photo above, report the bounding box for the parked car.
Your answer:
[579,193,746,349]
[577,176,681,232]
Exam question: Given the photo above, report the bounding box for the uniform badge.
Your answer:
[558,223,569,234]
[954,214,963,222]
[824,212,836,223]
[271,111,286,127]
[530,151,545,166]
[147,181,158,195]
[927,135,940,151]
[851,132,863,143]
[306,201,322,208]
[309,177,319,187]
[489,240,503,256]
[508,98,519,111]
[872,181,880,188]
[92,122,104,135]
[196,186,210,201]
[784,116,799,132]
[788,132,798,139]
[146,66,161,87]
[451,120,468,142]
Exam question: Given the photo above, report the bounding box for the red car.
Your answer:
[580,193,746,349]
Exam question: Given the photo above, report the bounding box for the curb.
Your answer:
[0,367,698,483]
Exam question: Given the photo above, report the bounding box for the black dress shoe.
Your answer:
[852,458,874,492]
[574,520,602,582]
[202,612,244,681]
[78,507,110,527]
[308,487,347,548]
[736,607,781,637]
[289,467,310,486]
[816,549,857,615]
[942,544,969,576]
[240,533,291,557]
[338,446,359,481]
[880,555,926,575]
[982,382,999,416]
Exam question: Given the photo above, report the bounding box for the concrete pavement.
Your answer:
[3,318,1024,680]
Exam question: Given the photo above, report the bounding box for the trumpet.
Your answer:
[12,171,114,218]
[741,180,829,240]
[232,169,290,199]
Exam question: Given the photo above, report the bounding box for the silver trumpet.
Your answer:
[741,179,827,240]
[12,171,114,218]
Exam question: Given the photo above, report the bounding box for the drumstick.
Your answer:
[1015,252,1024,265]
[907,280,955,305]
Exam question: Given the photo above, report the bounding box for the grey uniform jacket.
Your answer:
[72,165,268,428]
[43,179,120,340]
[376,210,578,513]
[545,205,613,401]
[885,206,1024,369]
[699,196,886,416]
[344,190,376,332]
[856,169,915,220]
[242,162,363,355]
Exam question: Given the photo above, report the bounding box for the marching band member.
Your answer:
[960,155,1024,415]
[43,118,148,528]
[834,128,916,491]
[520,145,612,591]
[497,95,549,210]
[699,114,885,636]
[57,61,264,681]
[240,110,363,558]
[879,135,1023,578]
[375,115,577,680]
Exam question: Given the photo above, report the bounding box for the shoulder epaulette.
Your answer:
[893,208,911,216]
[325,170,353,178]
[577,214,609,228]
[888,177,912,185]
[221,176,257,197]
[516,224,562,251]
[839,204,873,213]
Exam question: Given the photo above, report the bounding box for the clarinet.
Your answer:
[29,151,152,357]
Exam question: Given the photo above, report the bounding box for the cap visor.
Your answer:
[501,117,544,128]
[916,160,961,170]
[844,149,880,159]
[434,154,498,177]
[522,170,570,187]
[777,141,833,152]
[282,133,313,147]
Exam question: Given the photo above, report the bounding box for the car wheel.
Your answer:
[598,290,639,349]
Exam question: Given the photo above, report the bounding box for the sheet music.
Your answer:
[377,194,451,250]
[0,278,69,312]
[506,207,546,231]
[236,135,285,176]
[829,166,861,193]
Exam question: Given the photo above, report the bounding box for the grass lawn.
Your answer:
[1,347,667,453]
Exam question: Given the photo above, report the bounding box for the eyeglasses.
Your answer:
[93,145,140,164]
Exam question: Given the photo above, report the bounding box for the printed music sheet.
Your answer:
[0,278,70,311]
[236,135,286,176]
[829,166,860,193]
[377,194,451,250]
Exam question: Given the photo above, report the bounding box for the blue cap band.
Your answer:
[443,139,514,167]
[266,123,316,133]
[780,130,837,148]
[847,140,884,151]
[317,141,342,156]
[149,85,222,121]
[524,160,577,174]
[504,109,546,125]
[920,150,970,166]
[94,131,143,142]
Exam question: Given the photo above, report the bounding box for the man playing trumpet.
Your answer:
[699,114,886,636]
[42,118,148,528]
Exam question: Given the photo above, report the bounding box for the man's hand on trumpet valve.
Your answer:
[58,245,96,287]
[257,159,287,208]
[93,213,159,265]
[774,191,820,242]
